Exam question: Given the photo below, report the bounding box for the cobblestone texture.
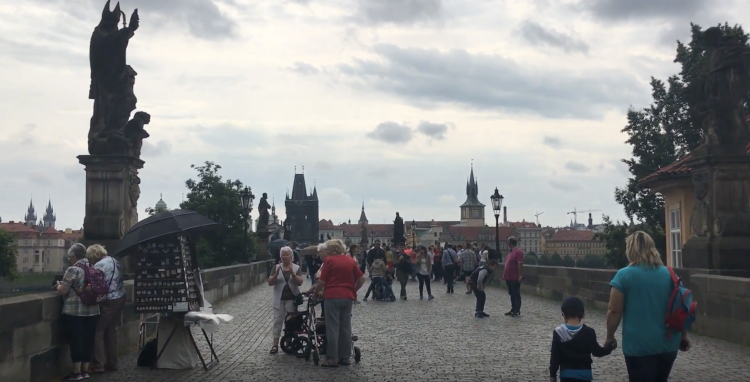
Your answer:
[94,278,750,382]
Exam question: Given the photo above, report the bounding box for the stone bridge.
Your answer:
[93,279,750,382]
[3,263,750,382]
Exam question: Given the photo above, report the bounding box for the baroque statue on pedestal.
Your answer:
[257,193,271,232]
[692,27,750,146]
[88,1,151,157]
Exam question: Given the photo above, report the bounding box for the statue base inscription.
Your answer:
[78,154,143,241]
[681,147,750,272]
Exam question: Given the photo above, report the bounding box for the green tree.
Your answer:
[180,162,257,267]
[538,254,551,266]
[562,255,576,268]
[0,228,18,280]
[550,253,564,267]
[614,23,748,249]
[524,252,539,265]
[577,254,607,269]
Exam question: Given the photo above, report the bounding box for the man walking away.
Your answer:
[469,260,497,318]
[503,237,524,317]
[458,245,479,294]
[394,244,412,300]
[442,244,458,294]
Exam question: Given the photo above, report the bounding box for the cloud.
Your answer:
[352,0,443,26]
[367,199,393,210]
[314,160,333,170]
[437,195,458,203]
[142,140,173,158]
[416,121,449,140]
[542,135,563,149]
[318,188,352,203]
[549,179,581,192]
[337,44,644,119]
[564,161,590,173]
[366,121,414,144]
[516,20,589,54]
[27,170,54,186]
[576,0,711,21]
[289,61,320,75]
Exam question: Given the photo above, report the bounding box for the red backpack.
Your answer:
[74,263,111,305]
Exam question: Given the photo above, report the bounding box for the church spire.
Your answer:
[43,199,56,229]
[358,201,368,224]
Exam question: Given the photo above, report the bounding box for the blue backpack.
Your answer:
[664,267,697,337]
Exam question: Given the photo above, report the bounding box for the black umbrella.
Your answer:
[112,209,220,257]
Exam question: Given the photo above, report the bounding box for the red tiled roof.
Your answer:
[509,221,538,228]
[640,115,750,186]
[0,222,37,233]
[319,219,336,230]
[549,230,595,241]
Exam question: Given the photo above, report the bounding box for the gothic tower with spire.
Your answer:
[24,199,37,227]
[459,164,486,227]
[284,168,319,244]
[358,202,368,225]
[43,200,56,229]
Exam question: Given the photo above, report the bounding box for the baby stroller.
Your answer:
[279,300,312,358]
[303,295,361,365]
[371,275,396,302]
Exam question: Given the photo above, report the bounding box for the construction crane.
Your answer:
[567,207,601,226]
[534,212,544,225]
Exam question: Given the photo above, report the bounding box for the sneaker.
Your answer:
[474,312,485,318]
[465,291,472,294]
[428,295,434,300]
[363,298,368,301]
[504,311,514,316]
[511,312,521,317]
[81,373,90,379]
[480,312,490,317]
[63,374,83,381]
[420,295,424,300]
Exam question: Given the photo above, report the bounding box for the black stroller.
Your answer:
[279,300,313,358]
[303,295,361,365]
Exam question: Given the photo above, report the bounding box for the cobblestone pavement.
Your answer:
[96,278,750,382]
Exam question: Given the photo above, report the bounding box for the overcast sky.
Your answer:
[0,0,746,230]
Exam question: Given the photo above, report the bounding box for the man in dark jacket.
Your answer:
[366,240,386,275]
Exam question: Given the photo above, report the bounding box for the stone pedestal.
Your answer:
[682,145,750,272]
[255,231,271,261]
[78,155,144,271]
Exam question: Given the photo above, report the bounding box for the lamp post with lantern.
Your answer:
[491,187,504,262]
[411,220,417,248]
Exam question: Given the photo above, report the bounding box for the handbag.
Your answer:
[280,265,304,306]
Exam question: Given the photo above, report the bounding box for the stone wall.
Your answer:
[0,260,273,382]
[492,264,750,346]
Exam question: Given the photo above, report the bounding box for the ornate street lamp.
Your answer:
[491,187,504,261]
[411,220,417,248]
[240,186,254,261]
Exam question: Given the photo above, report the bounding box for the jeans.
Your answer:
[64,314,98,363]
[474,289,486,313]
[94,296,126,369]
[396,269,409,297]
[323,298,353,362]
[506,280,521,313]
[416,273,431,296]
[444,264,455,292]
[624,351,678,382]
[433,262,443,280]
[410,264,417,280]
[364,277,385,299]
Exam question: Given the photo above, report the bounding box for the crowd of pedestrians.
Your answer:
[56,243,126,381]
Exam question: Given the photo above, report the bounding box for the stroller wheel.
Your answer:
[304,338,312,361]
[312,349,320,366]
[280,335,295,355]
[354,346,361,363]
[293,337,309,358]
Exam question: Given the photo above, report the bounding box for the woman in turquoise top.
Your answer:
[605,231,691,382]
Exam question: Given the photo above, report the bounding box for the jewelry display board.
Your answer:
[134,235,202,314]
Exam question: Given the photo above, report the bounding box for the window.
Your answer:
[670,209,682,268]
[23,257,28,263]
[23,267,28,272]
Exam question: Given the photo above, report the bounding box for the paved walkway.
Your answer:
[96,279,750,382]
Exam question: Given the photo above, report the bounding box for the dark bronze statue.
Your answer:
[360,222,368,243]
[392,212,405,245]
[692,27,750,146]
[88,1,151,156]
[257,193,271,232]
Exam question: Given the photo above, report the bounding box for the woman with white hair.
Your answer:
[267,246,303,354]
[313,239,365,367]
[606,231,691,382]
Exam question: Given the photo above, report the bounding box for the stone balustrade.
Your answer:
[492,264,750,346]
[0,260,273,382]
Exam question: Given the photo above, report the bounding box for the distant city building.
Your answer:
[458,165,486,227]
[508,220,542,254]
[154,194,169,214]
[0,198,84,273]
[284,170,319,244]
[543,229,605,258]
